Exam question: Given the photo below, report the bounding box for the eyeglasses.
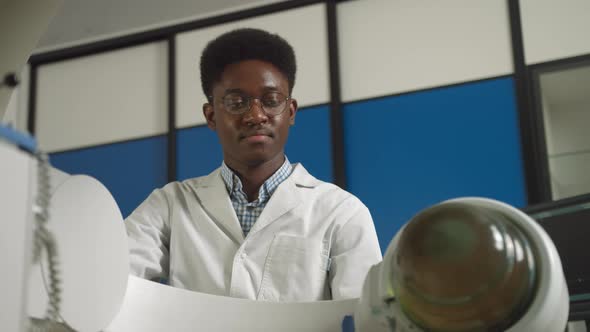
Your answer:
[212,91,291,116]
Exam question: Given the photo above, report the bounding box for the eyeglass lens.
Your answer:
[222,92,288,115]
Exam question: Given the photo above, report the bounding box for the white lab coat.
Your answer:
[125,163,382,302]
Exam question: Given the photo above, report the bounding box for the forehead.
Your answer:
[213,59,289,95]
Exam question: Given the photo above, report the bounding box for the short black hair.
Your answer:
[200,28,296,100]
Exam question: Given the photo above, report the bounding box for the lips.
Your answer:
[239,129,273,140]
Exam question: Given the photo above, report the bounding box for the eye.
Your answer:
[261,92,283,107]
[224,94,248,109]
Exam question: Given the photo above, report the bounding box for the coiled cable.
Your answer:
[28,152,74,332]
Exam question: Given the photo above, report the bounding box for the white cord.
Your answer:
[28,152,74,332]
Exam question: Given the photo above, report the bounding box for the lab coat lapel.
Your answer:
[193,169,244,245]
[248,164,317,235]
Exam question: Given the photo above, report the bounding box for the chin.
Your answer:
[240,150,281,167]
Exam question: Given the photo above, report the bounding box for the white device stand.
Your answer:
[1,139,36,332]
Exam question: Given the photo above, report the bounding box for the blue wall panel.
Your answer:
[177,105,333,183]
[343,77,527,251]
[286,105,333,183]
[50,135,168,218]
[176,125,223,181]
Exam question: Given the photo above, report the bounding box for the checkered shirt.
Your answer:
[220,157,293,237]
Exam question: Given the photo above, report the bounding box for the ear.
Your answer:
[203,103,216,130]
[288,98,298,126]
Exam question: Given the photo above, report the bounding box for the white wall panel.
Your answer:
[36,42,168,152]
[521,0,590,65]
[175,3,329,128]
[338,0,513,102]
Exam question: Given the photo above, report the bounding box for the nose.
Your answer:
[242,99,268,125]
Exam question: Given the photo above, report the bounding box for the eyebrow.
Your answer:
[223,88,245,95]
[223,86,282,95]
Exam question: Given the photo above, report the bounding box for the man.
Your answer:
[125,28,381,302]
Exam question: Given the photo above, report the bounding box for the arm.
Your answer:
[329,199,382,299]
[125,188,171,282]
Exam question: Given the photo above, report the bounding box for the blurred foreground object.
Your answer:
[1,123,128,332]
[354,197,569,332]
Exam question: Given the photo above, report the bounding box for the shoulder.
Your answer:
[126,168,221,219]
[290,163,367,209]
[143,168,221,205]
[161,168,220,192]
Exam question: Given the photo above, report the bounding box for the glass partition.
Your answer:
[533,58,590,200]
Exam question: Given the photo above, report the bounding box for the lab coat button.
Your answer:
[241,252,247,259]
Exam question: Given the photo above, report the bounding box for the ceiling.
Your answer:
[36,0,284,51]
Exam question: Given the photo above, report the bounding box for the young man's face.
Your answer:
[203,59,297,168]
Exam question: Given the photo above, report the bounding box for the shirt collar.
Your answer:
[220,156,293,202]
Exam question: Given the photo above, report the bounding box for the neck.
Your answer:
[225,154,285,201]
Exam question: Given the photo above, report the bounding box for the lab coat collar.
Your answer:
[194,169,245,245]
[247,163,320,236]
[193,163,321,245]
[289,163,322,188]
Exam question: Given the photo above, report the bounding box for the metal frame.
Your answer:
[524,192,590,216]
[507,0,552,205]
[326,0,346,189]
[26,0,590,200]
[26,65,38,135]
[167,36,177,182]
[508,1,590,206]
